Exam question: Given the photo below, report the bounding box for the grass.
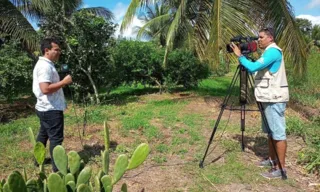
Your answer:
[288,47,320,108]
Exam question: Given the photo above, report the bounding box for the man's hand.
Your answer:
[231,42,242,57]
[62,75,72,85]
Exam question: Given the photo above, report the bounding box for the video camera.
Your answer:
[226,36,258,54]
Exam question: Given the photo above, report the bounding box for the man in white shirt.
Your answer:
[33,37,72,172]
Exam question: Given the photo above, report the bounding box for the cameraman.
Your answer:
[231,27,289,179]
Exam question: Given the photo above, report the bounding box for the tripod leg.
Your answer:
[240,104,245,151]
[199,66,241,168]
[248,75,287,180]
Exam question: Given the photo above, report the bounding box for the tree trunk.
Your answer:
[80,67,100,104]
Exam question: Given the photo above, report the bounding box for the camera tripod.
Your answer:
[199,63,287,180]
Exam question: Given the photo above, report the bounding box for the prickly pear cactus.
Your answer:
[67,151,81,175]
[8,171,27,192]
[34,142,46,172]
[77,183,91,192]
[127,143,150,170]
[104,121,110,151]
[112,154,128,184]
[28,127,36,148]
[101,175,112,192]
[66,181,76,192]
[102,150,110,175]
[65,173,75,185]
[53,145,68,175]
[26,178,37,191]
[76,167,92,188]
[121,183,127,192]
[47,173,65,192]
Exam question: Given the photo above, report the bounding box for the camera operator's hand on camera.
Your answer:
[63,75,72,86]
[231,42,242,57]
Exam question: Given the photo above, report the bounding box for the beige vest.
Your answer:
[254,43,289,102]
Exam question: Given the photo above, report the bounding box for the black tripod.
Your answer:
[199,63,287,180]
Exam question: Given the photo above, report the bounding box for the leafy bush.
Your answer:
[112,40,210,91]
[0,40,33,101]
[165,49,210,88]
[60,11,117,103]
[112,40,164,87]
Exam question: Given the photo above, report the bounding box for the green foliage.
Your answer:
[286,116,304,136]
[0,40,33,101]
[165,49,210,89]
[61,10,117,103]
[112,40,164,87]
[296,18,313,42]
[288,48,320,108]
[112,40,210,92]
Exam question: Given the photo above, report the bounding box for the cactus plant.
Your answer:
[47,173,65,192]
[53,145,68,175]
[112,154,128,184]
[102,150,110,175]
[34,142,46,172]
[104,121,110,151]
[2,122,151,192]
[120,183,127,192]
[66,181,76,192]
[26,178,38,191]
[7,171,27,192]
[77,184,91,192]
[28,127,36,147]
[76,167,92,188]
[101,175,112,192]
[67,151,81,175]
[127,143,150,170]
[64,173,75,185]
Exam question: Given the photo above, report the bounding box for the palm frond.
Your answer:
[262,0,307,75]
[120,0,158,32]
[136,14,171,39]
[79,7,114,20]
[163,0,186,67]
[0,0,38,51]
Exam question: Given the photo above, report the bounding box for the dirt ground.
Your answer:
[65,94,320,191]
[1,94,320,191]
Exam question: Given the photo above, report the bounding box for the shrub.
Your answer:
[0,40,33,101]
[165,49,210,88]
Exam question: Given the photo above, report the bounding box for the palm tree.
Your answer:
[0,0,113,52]
[122,0,211,67]
[121,0,307,75]
[135,2,170,46]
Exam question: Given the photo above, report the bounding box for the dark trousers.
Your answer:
[36,110,64,172]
